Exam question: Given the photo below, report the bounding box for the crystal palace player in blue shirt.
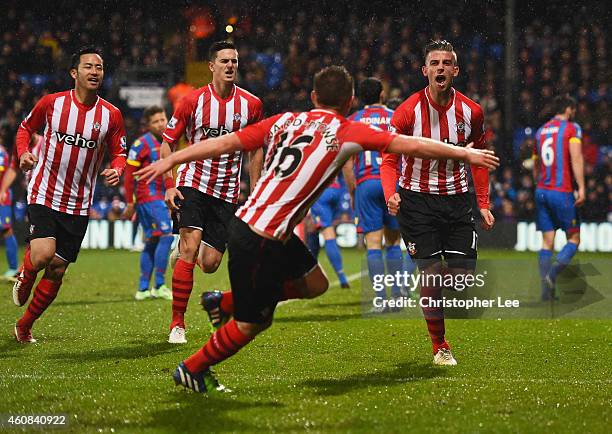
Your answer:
[344,78,416,309]
[123,106,174,301]
[533,95,585,300]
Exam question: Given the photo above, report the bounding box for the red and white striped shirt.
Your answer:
[16,90,127,216]
[382,87,486,197]
[163,84,263,204]
[235,109,396,240]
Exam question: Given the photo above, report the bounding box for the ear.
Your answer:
[310,90,318,107]
[208,60,215,73]
[452,64,460,78]
[70,68,77,80]
[421,65,428,77]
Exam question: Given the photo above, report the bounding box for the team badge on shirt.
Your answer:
[456,122,465,134]
[93,122,101,131]
[233,113,242,122]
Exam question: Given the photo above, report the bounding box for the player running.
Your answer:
[344,77,416,309]
[309,175,350,288]
[160,41,263,344]
[136,65,499,393]
[122,105,173,301]
[0,144,18,279]
[381,40,495,366]
[12,46,127,343]
[533,95,585,300]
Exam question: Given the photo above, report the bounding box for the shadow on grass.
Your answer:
[53,298,134,307]
[50,341,179,362]
[142,393,284,433]
[274,312,364,323]
[301,361,445,396]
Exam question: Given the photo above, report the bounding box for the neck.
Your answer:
[554,114,569,121]
[428,84,453,107]
[211,79,234,99]
[364,103,384,108]
[74,86,97,106]
[314,105,342,115]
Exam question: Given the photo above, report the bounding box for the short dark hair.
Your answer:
[553,94,577,115]
[143,105,165,123]
[209,41,236,61]
[313,66,354,110]
[424,39,455,63]
[359,77,383,105]
[70,45,103,70]
[386,97,403,110]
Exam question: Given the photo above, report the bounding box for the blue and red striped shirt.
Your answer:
[535,117,582,192]
[126,132,165,203]
[348,104,394,184]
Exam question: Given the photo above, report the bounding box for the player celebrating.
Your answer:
[310,175,350,288]
[533,95,584,300]
[381,40,495,366]
[136,66,499,393]
[123,106,173,301]
[344,77,416,309]
[160,41,263,344]
[0,144,18,279]
[12,46,126,343]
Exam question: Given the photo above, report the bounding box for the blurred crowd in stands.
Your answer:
[0,1,609,222]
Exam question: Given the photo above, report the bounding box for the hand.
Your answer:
[464,144,500,170]
[122,203,135,220]
[101,168,120,186]
[574,187,585,207]
[479,208,495,231]
[20,152,38,171]
[387,192,401,216]
[165,187,184,211]
[134,159,174,184]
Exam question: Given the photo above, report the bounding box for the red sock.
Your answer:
[280,280,303,301]
[17,278,62,328]
[171,259,195,329]
[220,291,234,314]
[184,319,254,372]
[420,285,447,353]
[22,248,38,285]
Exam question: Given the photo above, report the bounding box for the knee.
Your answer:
[199,251,222,274]
[30,250,55,269]
[45,260,67,281]
[235,319,271,337]
[302,269,329,299]
[568,233,580,246]
[179,241,199,262]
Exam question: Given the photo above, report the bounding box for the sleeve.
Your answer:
[249,99,264,123]
[106,109,128,176]
[126,139,144,167]
[390,104,413,135]
[338,121,397,152]
[468,106,490,209]
[234,114,284,152]
[379,107,414,202]
[16,95,50,158]
[162,94,193,147]
[0,149,7,172]
[569,122,582,144]
[123,164,137,205]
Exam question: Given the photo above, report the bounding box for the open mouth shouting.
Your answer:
[435,74,447,87]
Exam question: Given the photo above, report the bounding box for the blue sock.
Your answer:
[139,240,157,291]
[367,249,386,298]
[385,245,403,297]
[154,235,173,288]
[306,231,320,258]
[5,234,18,270]
[325,238,347,285]
[550,242,578,281]
[538,249,553,280]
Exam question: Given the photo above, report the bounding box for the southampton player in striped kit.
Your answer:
[344,77,416,309]
[160,41,263,344]
[382,40,495,365]
[12,46,127,343]
[136,66,499,393]
[533,95,585,300]
[123,106,173,301]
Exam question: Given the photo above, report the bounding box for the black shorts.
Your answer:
[175,187,237,253]
[27,204,89,263]
[228,217,318,324]
[397,189,477,264]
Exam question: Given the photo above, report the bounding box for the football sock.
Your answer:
[171,258,195,329]
[306,231,320,258]
[367,249,386,298]
[154,235,173,288]
[5,234,18,270]
[385,245,403,297]
[139,240,156,291]
[220,291,234,314]
[420,284,446,352]
[549,242,578,281]
[17,278,62,328]
[22,248,38,286]
[184,319,254,373]
[538,249,553,294]
[325,239,348,285]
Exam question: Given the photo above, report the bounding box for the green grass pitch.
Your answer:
[0,248,610,433]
